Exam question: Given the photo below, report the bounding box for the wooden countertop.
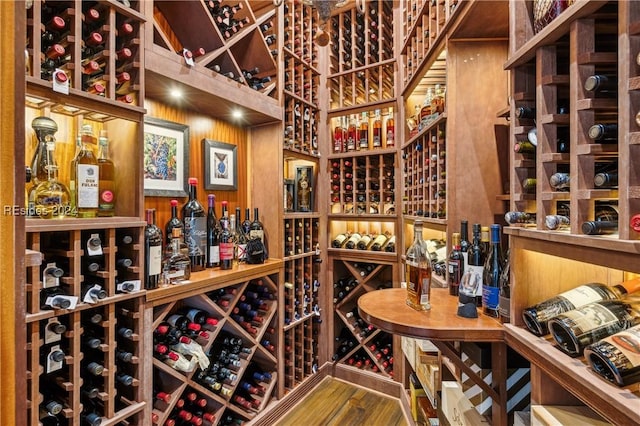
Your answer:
[358,288,504,342]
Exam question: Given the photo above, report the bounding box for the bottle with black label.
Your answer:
[182,178,206,271]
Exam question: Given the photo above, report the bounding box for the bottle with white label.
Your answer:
[70,124,99,217]
[522,278,640,336]
[585,322,640,386]
[182,178,207,272]
[163,227,191,284]
[144,208,163,289]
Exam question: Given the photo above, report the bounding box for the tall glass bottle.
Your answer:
[162,227,191,284]
[358,111,369,150]
[459,220,470,276]
[29,116,59,214]
[70,124,99,218]
[346,115,357,152]
[32,137,71,219]
[165,199,184,246]
[460,224,484,307]
[385,107,394,147]
[182,178,206,272]
[447,233,463,296]
[498,248,511,323]
[372,109,382,148]
[96,130,115,216]
[249,207,268,258]
[219,203,234,270]
[242,208,252,235]
[405,221,431,311]
[144,209,163,289]
[206,194,220,268]
[235,207,248,263]
[523,278,640,336]
[482,224,503,317]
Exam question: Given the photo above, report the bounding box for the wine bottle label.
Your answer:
[76,164,99,208]
[45,345,64,373]
[117,280,140,293]
[460,265,483,297]
[184,217,207,256]
[83,284,103,304]
[220,241,234,260]
[43,319,63,344]
[557,303,620,334]
[209,245,220,263]
[42,263,61,288]
[596,326,640,367]
[482,285,500,311]
[148,245,162,276]
[237,242,247,260]
[249,229,264,243]
[45,295,78,310]
[561,286,605,307]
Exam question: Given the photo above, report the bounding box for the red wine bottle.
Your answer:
[165,199,184,245]
[206,194,220,268]
[182,178,206,271]
[482,224,503,317]
[584,323,640,386]
[219,201,234,270]
[144,208,163,289]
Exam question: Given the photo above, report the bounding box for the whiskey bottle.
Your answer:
[182,178,207,271]
[70,125,99,218]
[405,221,431,311]
[162,228,191,284]
[144,209,163,289]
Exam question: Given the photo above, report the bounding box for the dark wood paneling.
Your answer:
[143,98,248,230]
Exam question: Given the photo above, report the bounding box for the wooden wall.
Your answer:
[143,98,249,230]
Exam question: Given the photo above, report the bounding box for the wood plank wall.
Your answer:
[143,98,249,230]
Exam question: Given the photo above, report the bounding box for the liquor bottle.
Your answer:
[505,211,536,225]
[29,117,59,192]
[165,199,184,246]
[405,221,431,311]
[448,233,463,296]
[522,278,640,336]
[163,227,191,284]
[333,117,344,153]
[459,224,485,311]
[584,323,640,386]
[249,208,267,257]
[498,249,511,323]
[370,233,389,251]
[346,115,357,152]
[548,297,640,358]
[385,107,395,147]
[420,87,433,122]
[31,134,70,219]
[144,208,163,289]
[96,130,115,216]
[344,232,362,249]
[584,74,616,94]
[206,195,220,268]
[549,172,570,190]
[70,124,99,218]
[482,224,503,317]
[372,109,382,148]
[588,123,617,143]
[332,232,348,248]
[182,178,207,272]
[358,111,369,150]
[219,204,234,270]
[235,207,248,263]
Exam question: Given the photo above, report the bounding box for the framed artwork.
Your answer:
[294,166,313,212]
[203,139,238,190]
[143,117,189,197]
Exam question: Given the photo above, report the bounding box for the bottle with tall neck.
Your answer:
[498,248,511,323]
[96,130,115,216]
[70,124,100,217]
[385,107,395,147]
[460,224,485,309]
[447,233,463,296]
[206,194,220,268]
[144,209,163,289]
[358,111,369,150]
[219,202,234,270]
[522,277,640,336]
[182,178,206,272]
[372,109,382,148]
[584,322,640,386]
[165,199,184,246]
[249,208,268,258]
[235,207,248,263]
[482,224,503,318]
[405,221,431,311]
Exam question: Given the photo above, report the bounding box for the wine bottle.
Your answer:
[594,172,618,188]
[584,74,616,94]
[206,194,220,268]
[40,287,73,310]
[588,123,617,143]
[370,233,388,251]
[332,233,348,248]
[482,224,503,318]
[498,248,511,323]
[545,214,570,230]
[515,106,535,120]
[165,199,184,245]
[504,211,536,225]
[460,224,484,310]
[182,178,206,271]
[144,208,163,289]
[344,232,362,249]
[513,140,536,154]
[549,172,570,190]
[584,323,640,386]
[356,234,372,250]
[405,221,431,311]
[522,278,640,336]
[549,297,640,357]
[384,235,396,252]
[385,107,395,147]
[372,109,382,148]
[70,125,100,218]
[219,204,234,270]
[235,207,248,263]
[358,111,369,150]
[582,204,619,235]
[448,233,463,296]
[631,214,640,233]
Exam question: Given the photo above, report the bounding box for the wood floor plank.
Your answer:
[274,377,409,426]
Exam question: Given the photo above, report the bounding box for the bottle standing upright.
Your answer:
[206,194,220,268]
[405,220,431,311]
[482,224,503,318]
[144,208,163,289]
[182,178,206,272]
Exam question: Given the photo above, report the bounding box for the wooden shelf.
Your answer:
[505,324,640,426]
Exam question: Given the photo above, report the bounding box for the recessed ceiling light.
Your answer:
[232,109,243,119]
[170,88,183,98]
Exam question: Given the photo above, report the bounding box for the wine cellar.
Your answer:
[3,1,640,426]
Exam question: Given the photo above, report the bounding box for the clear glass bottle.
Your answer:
[70,124,99,218]
[96,129,115,216]
[405,220,431,311]
[163,227,191,284]
[32,136,70,219]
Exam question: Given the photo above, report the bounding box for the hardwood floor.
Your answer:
[274,377,410,426]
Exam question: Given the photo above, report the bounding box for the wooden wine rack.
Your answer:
[501,2,640,424]
[26,0,146,109]
[25,219,146,426]
[145,262,282,426]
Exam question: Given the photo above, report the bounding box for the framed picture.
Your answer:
[203,139,237,190]
[143,117,189,197]
[294,166,313,212]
